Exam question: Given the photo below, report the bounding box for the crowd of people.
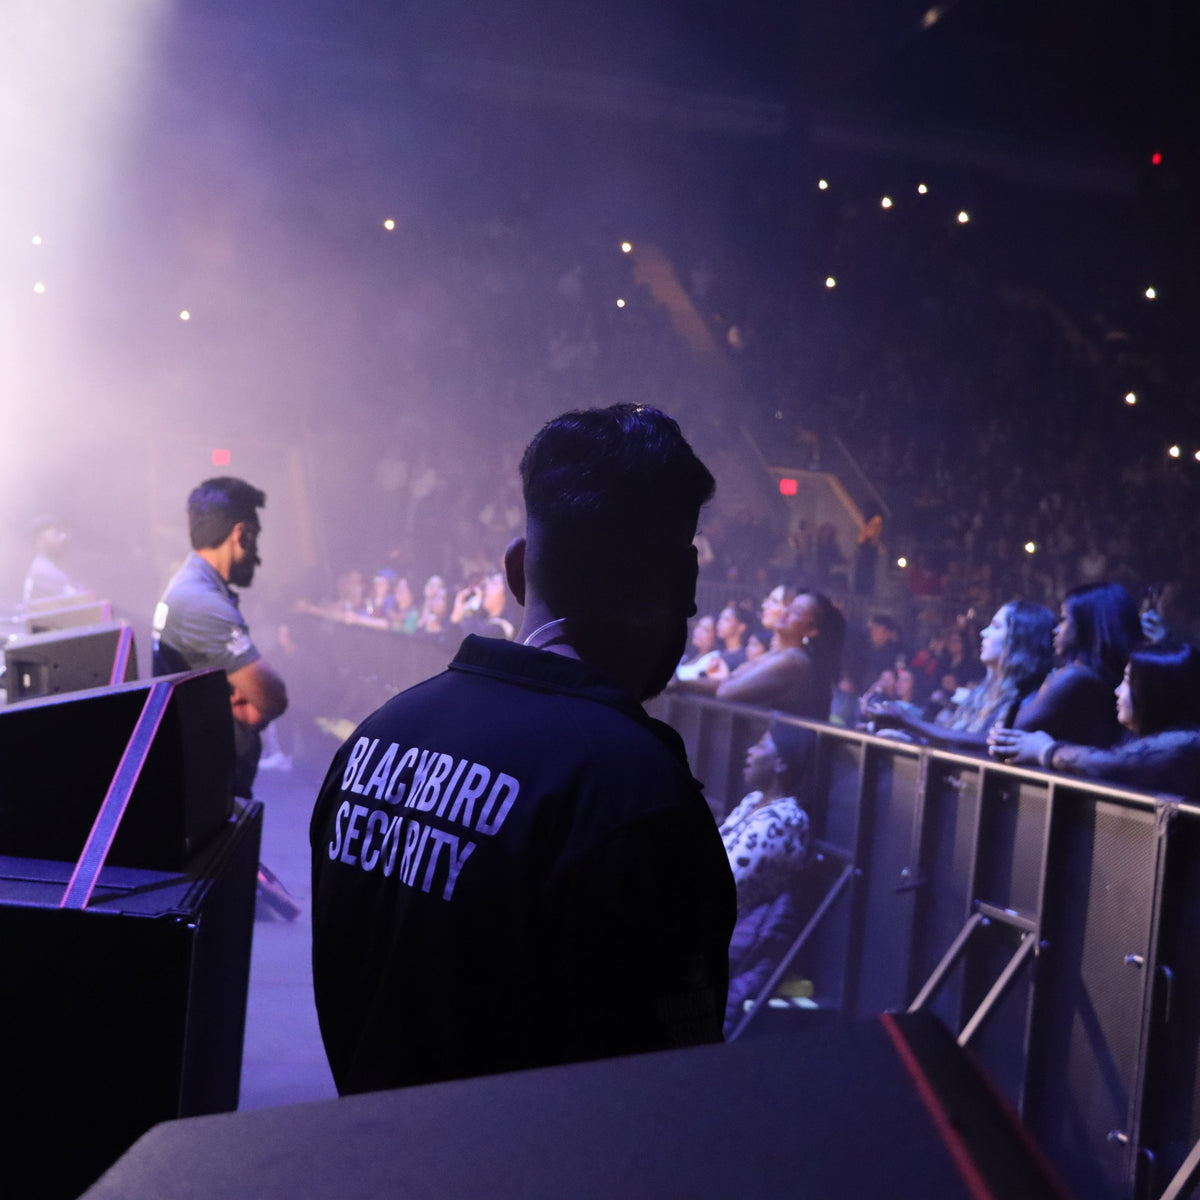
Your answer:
[676,575,1200,795]
[680,573,1200,1031]
[295,565,515,646]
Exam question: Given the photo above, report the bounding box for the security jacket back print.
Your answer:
[310,634,735,1094]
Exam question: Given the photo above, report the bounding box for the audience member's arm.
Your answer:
[673,655,729,695]
[1012,666,1091,735]
[716,649,808,706]
[991,727,1200,792]
[869,701,989,751]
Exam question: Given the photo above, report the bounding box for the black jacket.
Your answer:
[310,635,735,1094]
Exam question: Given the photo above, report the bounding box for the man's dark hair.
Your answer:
[187,477,266,550]
[519,405,714,618]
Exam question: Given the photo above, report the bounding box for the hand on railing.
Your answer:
[988,727,1054,767]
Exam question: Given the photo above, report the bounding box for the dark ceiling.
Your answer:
[202,0,1197,158]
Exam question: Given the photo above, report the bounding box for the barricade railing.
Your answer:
[649,691,1200,1200]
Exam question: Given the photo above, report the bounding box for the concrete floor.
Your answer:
[239,761,339,1110]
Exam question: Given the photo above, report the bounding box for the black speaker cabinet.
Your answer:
[81,1011,1068,1200]
[0,801,262,1200]
[4,619,137,701]
[0,670,234,869]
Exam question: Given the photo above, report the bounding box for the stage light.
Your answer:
[956,211,970,224]
[897,557,908,569]
[1125,392,1137,405]
[212,449,231,466]
[1145,287,1157,299]
[179,310,191,321]
[881,196,893,209]
[1151,151,1163,165]
[917,184,928,195]
[1194,451,1200,463]
[825,276,837,288]
[31,235,42,246]
[1024,542,1036,554]
[32,282,45,294]
[616,298,625,308]
[383,219,395,231]
[818,179,828,190]
[779,478,798,497]
[1169,445,1181,458]
[620,241,632,253]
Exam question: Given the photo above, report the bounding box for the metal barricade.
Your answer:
[651,692,1200,1200]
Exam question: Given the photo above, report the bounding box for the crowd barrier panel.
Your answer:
[649,691,1200,1200]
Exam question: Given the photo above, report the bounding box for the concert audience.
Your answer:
[449,570,515,640]
[989,643,1200,796]
[1013,582,1142,748]
[720,720,813,1037]
[675,614,721,683]
[415,574,448,636]
[744,624,769,663]
[389,577,420,634]
[715,601,754,671]
[716,591,846,718]
[867,601,1055,750]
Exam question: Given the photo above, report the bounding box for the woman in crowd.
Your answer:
[758,584,792,651]
[346,568,401,629]
[942,625,975,690]
[743,623,769,664]
[674,613,721,681]
[989,643,1200,795]
[389,577,420,634]
[1014,581,1141,747]
[720,720,813,1037]
[713,591,845,719]
[868,600,1054,750]
[415,574,448,636]
[364,568,398,620]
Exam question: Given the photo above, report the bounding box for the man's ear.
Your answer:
[504,537,527,607]
[230,521,247,551]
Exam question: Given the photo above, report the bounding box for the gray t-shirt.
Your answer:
[153,553,260,675]
[152,553,262,795]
